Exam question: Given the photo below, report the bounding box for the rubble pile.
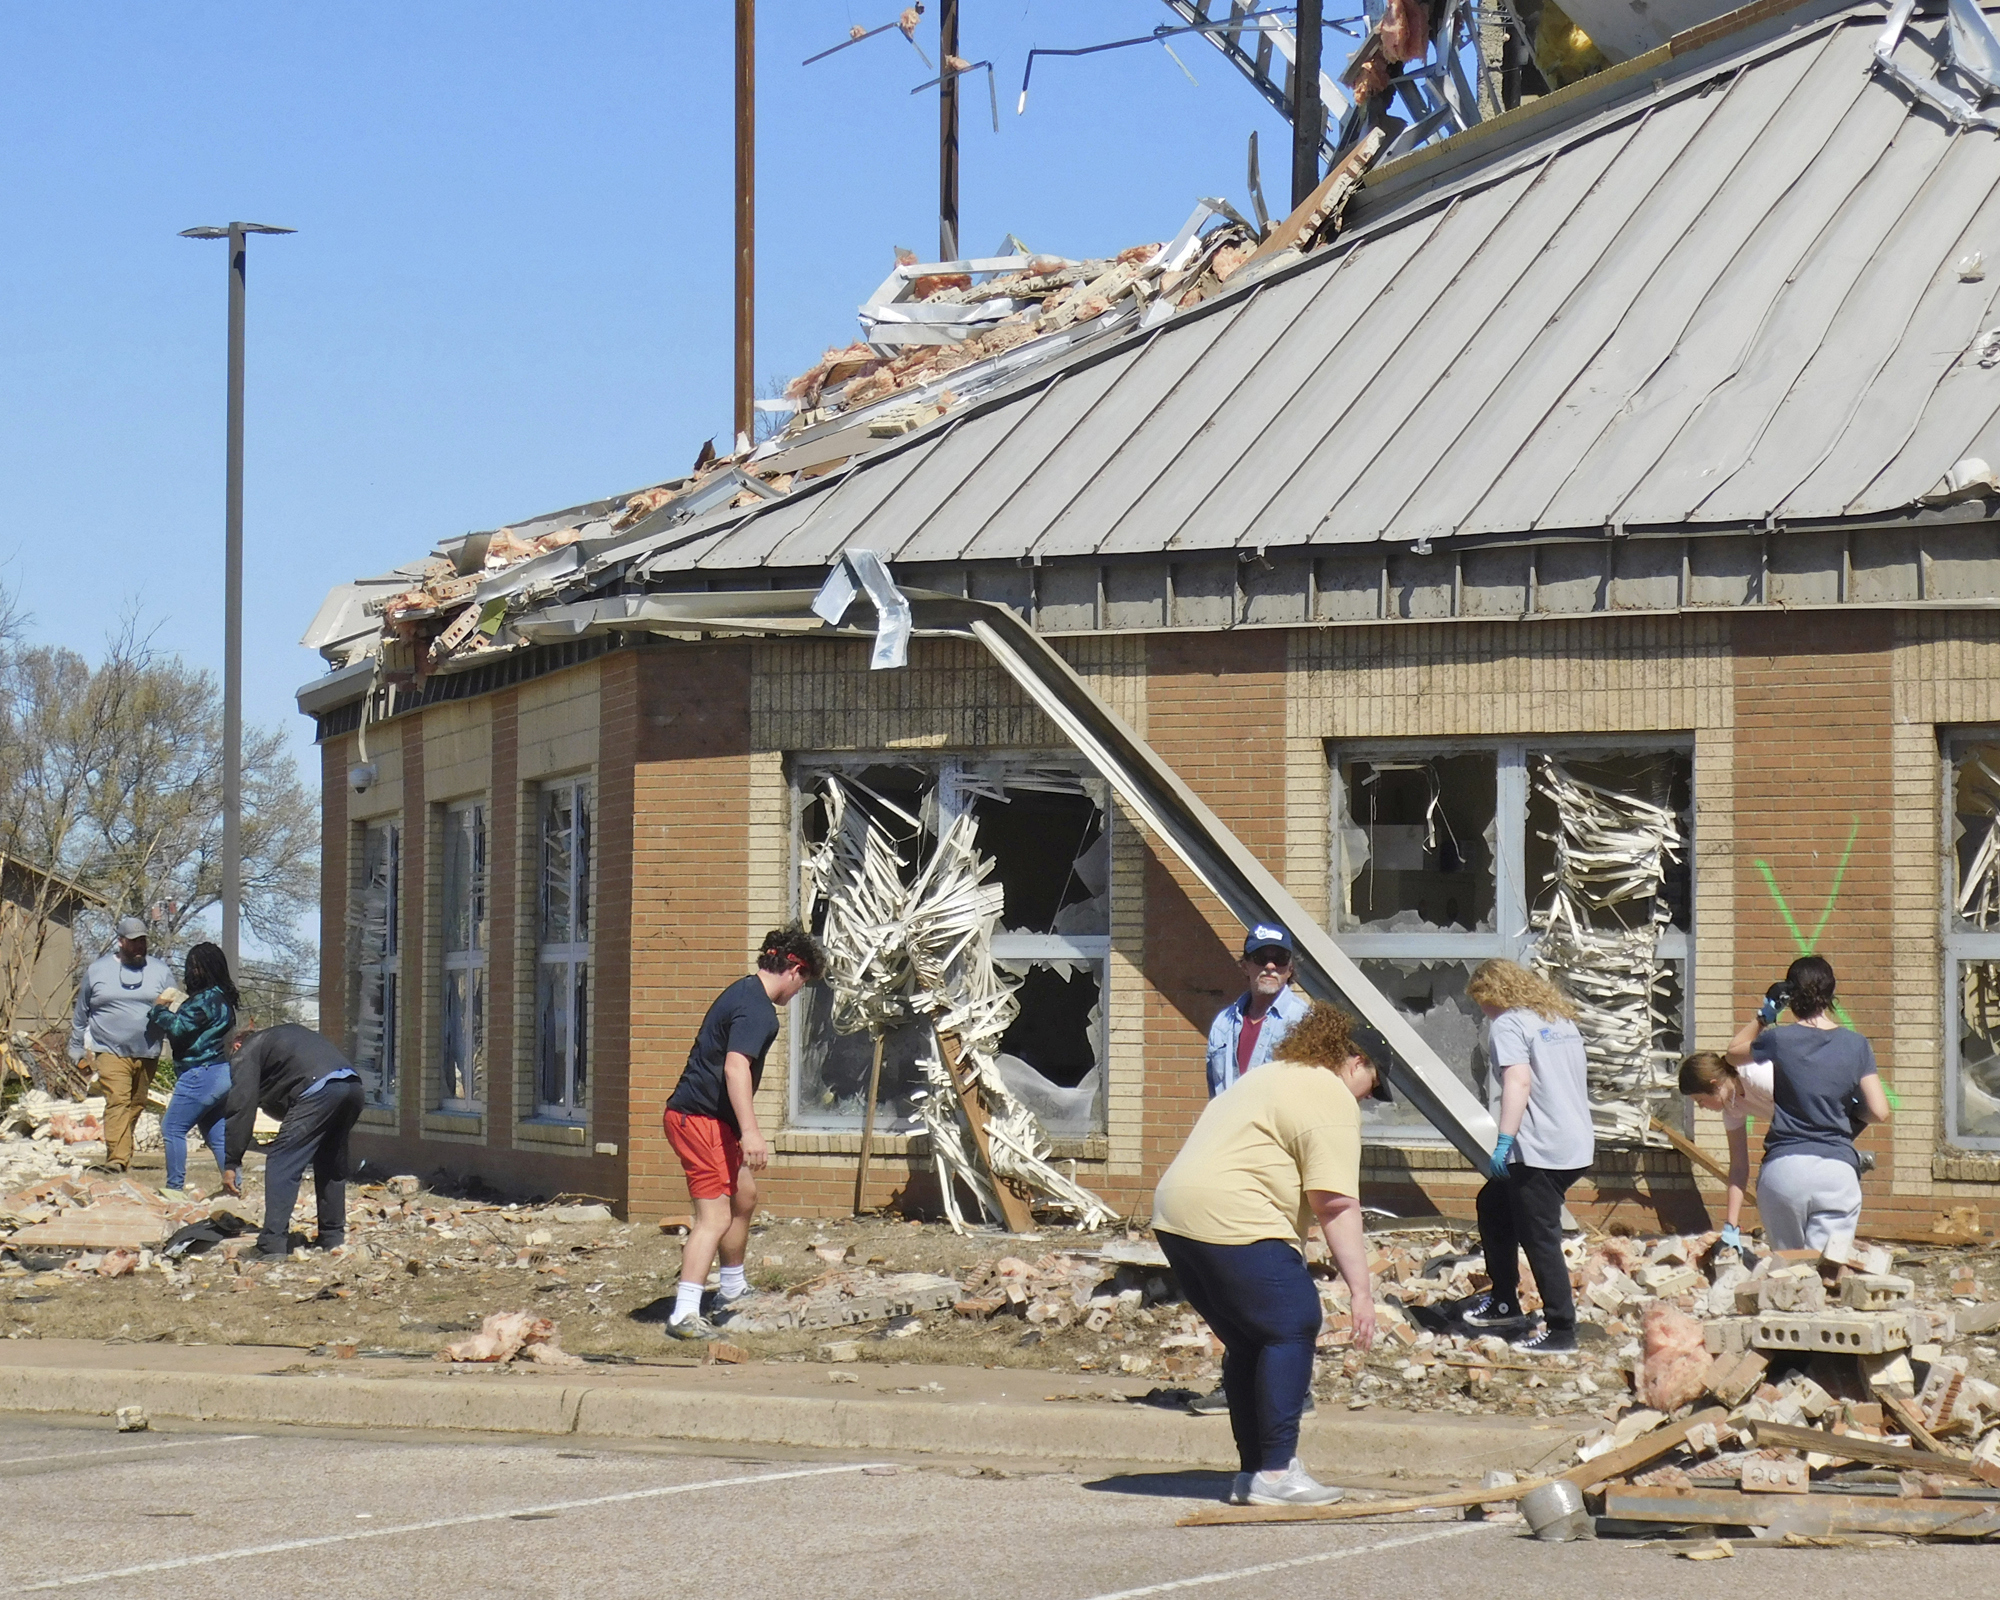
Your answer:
[0,1090,161,1190]
[314,146,1394,688]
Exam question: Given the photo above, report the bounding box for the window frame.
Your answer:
[1329,735,1693,1143]
[533,775,593,1122]
[1942,731,2000,1151]
[352,818,401,1109]
[438,798,488,1112]
[785,752,1113,1134]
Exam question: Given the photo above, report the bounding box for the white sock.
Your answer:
[719,1264,748,1297]
[671,1281,704,1323]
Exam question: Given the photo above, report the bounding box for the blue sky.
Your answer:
[0,2,1336,799]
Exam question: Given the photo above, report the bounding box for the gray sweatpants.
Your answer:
[1757,1151,1862,1251]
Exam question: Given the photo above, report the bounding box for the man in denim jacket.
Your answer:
[1205,924,1309,1099]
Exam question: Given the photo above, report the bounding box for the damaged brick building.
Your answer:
[300,0,2000,1237]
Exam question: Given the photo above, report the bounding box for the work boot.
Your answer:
[1246,1459,1345,1507]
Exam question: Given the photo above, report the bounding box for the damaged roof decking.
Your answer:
[642,4,2000,579]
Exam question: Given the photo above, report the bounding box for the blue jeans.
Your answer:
[1156,1232,1324,1473]
[161,1061,231,1189]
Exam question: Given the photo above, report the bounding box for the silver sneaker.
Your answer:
[1247,1458,1345,1507]
[1228,1472,1252,1506]
[665,1313,718,1341]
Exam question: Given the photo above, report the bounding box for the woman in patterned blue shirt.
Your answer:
[149,942,240,1198]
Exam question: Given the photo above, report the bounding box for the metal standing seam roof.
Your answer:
[635,3,2000,583]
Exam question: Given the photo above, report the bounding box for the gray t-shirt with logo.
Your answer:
[1485,1008,1596,1171]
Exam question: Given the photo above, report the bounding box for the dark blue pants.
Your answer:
[259,1080,364,1255]
[1156,1232,1323,1473]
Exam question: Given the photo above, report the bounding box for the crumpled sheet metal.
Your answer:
[1530,757,1684,1144]
[802,777,1115,1232]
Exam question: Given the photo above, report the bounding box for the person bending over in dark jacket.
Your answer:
[221,1025,363,1258]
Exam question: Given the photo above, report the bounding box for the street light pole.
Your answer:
[180,221,294,972]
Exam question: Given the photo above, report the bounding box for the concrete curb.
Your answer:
[0,1363,1586,1477]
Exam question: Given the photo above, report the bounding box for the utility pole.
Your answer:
[735,0,755,446]
[939,0,959,260]
[1292,0,1323,207]
[179,221,294,971]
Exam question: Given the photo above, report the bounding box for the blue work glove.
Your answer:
[1720,1223,1746,1252]
[1488,1133,1516,1180]
[1757,997,1781,1026]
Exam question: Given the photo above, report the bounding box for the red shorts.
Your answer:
[663,1108,743,1200]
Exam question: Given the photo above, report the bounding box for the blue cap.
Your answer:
[1242,923,1293,959]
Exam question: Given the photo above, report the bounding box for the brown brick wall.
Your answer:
[1135,633,1290,1198]
[627,642,756,1221]
[318,738,348,1049]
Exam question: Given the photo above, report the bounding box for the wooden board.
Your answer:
[1178,1406,1729,1526]
[1602,1484,2000,1537]
[1750,1419,1993,1482]
[937,1032,1037,1234]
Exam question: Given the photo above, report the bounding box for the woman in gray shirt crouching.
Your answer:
[1725,955,1890,1250]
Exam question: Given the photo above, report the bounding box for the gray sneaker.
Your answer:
[1188,1386,1230,1416]
[1247,1458,1345,1507]
[665,1313,718,1341]
[1228,1472,1252,1506]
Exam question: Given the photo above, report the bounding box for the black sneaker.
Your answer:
[1511,1324,1577,1355]
[1459,1293,1526,1329]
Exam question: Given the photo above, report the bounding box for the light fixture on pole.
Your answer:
[179,221,295,971]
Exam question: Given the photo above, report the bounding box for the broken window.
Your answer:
[791,758,1109,1135]
[439,799,487,1109]
[535,778,591,1120]
[349,819,399,1108]
[1331,740,1691,1145]
[1947,739,2000,1148]
[1335,753,1497,934]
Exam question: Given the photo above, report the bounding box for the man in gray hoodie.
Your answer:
[67,917,172,1172]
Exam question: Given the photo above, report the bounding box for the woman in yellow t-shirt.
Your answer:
[1152,1001,1388,1508]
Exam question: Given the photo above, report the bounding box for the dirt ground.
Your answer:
[7,1144,1998,1439]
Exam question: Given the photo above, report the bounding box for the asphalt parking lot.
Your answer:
[2,1415,1998,1599]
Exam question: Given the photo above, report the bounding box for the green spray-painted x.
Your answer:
[1753,814,1900,1108]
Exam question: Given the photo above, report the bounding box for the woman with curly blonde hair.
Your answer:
[1152,999,1392,1507]
[1460,958,1595,1354]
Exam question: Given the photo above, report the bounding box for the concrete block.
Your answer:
[1838,1274,1914,1311]
[1862,1352,1916,1399]
[1741,1457,1810,1493]
[1956,1301,2000,1336]
[1758,1265,1827,1314]
[1704,1317,1758,1356]
[1753,1312,1909,1356]
[1706,1349,1768,1407]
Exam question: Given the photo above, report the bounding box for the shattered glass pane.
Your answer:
[537,960,568,1109]
[440,965,484,1105]
[350,820,399,1106]
[1338,755,1496,933]
[792,757,1109,1131]
[793,983,932,1127]
[442,803,486,954]
[1957,960,2000,1142]
[969,776,1109,937]
[1953,744,2000,930]
[994,962,1102,1097]
[1355,959,1484,1136]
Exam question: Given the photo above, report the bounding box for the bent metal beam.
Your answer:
[508,584,1500,1170]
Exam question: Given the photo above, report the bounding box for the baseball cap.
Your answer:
[116,916,148,940]
[1241,923,1293,960]
[1359,1062,1395,1104]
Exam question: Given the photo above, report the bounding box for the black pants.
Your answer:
[1156,1232,1323,1474]
[1476,1163,1585,1332]
[260,1080,364,1255]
